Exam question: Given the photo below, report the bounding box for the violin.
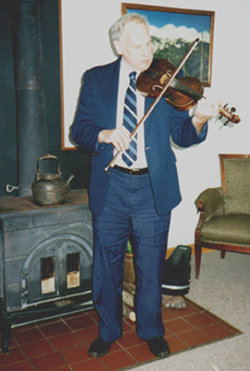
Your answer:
[104,39,240,172]
[136,58,240,125]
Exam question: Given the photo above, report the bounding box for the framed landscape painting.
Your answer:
[122,3,215,86]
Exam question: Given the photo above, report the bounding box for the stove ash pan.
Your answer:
[0,194,93,313]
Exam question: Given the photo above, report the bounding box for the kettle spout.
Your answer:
[66,174,74,186]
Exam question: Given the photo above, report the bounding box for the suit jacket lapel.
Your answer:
[101,58,121,129]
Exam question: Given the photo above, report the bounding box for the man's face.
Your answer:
[114,21,153,72]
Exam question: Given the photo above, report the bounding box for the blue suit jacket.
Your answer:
[71,58,207,215]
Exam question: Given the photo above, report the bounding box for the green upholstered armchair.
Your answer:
[194,154,250,279]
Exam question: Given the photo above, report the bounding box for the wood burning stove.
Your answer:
[1,1,94,355]
[0,189,93,353]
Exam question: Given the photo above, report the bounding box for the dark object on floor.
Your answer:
[162,245,191,296]
[88,337,111,357]
[147,336,170,358]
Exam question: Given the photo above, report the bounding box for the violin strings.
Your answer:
[149,70,203,102]
[170,79,203,101]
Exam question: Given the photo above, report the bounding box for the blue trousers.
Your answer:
[92,168,171,342]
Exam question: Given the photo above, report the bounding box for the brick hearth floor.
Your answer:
[0,298,240,371]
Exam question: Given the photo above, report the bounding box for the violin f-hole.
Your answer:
[152,84,164,92]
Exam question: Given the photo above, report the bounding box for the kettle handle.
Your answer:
[36,154,61,180]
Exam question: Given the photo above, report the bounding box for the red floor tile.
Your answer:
[0,346,26,366]
[164,327,173,337]
[63,312,87,321]
[200,323,234,340]
[164,317,195,334]
[86,310,99,323]
[76,325,98,344]
[185,299,204,312]
[123,317,136,329]
[0,360,34,371]
[117,330,144,349]
[48,332,82,351]
[221,320,241,334]
[20,338,55,358]
[29,352,67,371]
[177,328,211,347]
[162,308,179,321]
[184,312,217,327]
[71,358,109,371]
[203,310,221,321]
[122,319,135,332]
[12,327,45,345]
[101,349,137,371]
[167,335,189,353]
[110,341,124,353]
[64,314,96,330]
[39,321,71,338]
[59,343,90,364]
[127,342,156,362]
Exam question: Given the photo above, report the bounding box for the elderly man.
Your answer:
[71,13,218,358]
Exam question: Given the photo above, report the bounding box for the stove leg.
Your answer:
[1,318,12,354]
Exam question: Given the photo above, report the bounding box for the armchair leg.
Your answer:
[195,244,202,279]
[221,251,226,259]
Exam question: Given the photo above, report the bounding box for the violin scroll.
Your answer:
[219,103,240,125]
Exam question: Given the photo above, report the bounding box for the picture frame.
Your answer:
[122,3,215,87]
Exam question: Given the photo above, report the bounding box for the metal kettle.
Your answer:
[32,154,74,205]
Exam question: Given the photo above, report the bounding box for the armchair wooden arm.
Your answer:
[195,187,224,222]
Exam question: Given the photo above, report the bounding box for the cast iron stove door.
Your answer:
[20,234,92,308]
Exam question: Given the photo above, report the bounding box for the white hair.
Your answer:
[109,13,149,44]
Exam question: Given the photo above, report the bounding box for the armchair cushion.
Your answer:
[223,158,250,215]
[199,214,250,245]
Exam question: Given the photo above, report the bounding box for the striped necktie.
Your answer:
[122,72,137,167]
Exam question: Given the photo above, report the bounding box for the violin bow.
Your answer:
[104,38,200,173]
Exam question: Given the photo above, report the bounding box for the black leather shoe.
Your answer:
[88,337,111,357]
[147,336,170,358]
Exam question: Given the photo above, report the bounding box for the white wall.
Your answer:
[61,0,250,247]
